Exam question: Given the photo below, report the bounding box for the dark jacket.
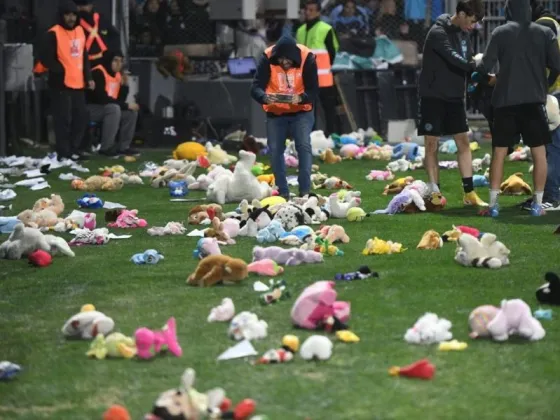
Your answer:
[418,14,475,102]
[77,9,120,58]
[40,0,92,90]
[476,0,560,108]
[86,50,129,109]
[250,35,319,116]
[531,3,560,87]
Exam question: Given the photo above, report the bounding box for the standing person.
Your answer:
[296,0,341,137]
[417,0,487,207]
[250,35,319,200]
[40,0,93,161]
[86,50,140,157]
[475,0,560,217]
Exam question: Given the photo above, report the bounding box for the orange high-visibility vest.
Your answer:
[92,64,122,99]
[313,50,334,88]
[33,61,48,74]
[263,44,313,115]
[48,24,86,89]
[80,13,108,61]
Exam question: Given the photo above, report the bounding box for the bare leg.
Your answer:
[488,146,508,208]
[424,136,439,191]
[454,132,472,178]
[531,145,548,204]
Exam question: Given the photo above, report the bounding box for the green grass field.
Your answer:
[1,147,560,420]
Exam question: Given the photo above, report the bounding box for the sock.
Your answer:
[428,182,440,193]
[534,191,544,205]
[489,189,500,207]
[462,177,474,193]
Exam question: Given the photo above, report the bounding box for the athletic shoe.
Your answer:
[479,205,499,217]
[119,148,141,157]
[99,149,121,158]
[530,203,546,216]
[520,198,533,210]
[463,191,488,207]
[521,199,560,211]
[70,153,89,161]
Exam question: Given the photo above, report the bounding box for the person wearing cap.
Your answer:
[39,0,94,161]
[250,35,319,200]
[86,50,140,157]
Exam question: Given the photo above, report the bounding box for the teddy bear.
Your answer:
[500,172,532,195]
[327,195,360,218]
[486,299,545,341]
[383,176,414,195]
[156,49,194,81]
[404,312,453,344]
[222,150,272,203]
[189,165,232,191]
[187,204,223,225]
[204,217,236,245]
[252,245,324,266]
[373,188,426,214]
[205,142,238,165]
[17,208,61,229]
[187,254,248,287]
[316,225,350,244]
[386,157,416,172]
[480,233,510,266]
[71,176,124,191]
[32,194,64,216]
[454,233,510,269]
[61,304,115,339]
[0,223,51,259]
[228,312,268,341]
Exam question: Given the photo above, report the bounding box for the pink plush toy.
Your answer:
[222,218,240,239]
[366,170,394,181]
[107,209,148,229]
[135,317,183,359]
[247,258,284,276]
[285,155,299,168]
[83,213,96,230]
[291,281,350,331]
[252,246,324,266]
[486,299,546,341]
[193,237,224,259]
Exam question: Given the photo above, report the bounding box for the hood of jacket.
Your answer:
[270,35,302,67]
[58,0,79,30]
[505,0,532,23]
[434,14,462,34]
[99,50,124,77]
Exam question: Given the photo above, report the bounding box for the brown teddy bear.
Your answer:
[18,208,61,228]
[320,148,341,164]
[71,176,124,191]
[187,254,248,287]
[32,194,65,216]
[188,204,223,225]
[204,217,235,244]
[403,192,445,213]
[500,172,532,195]
[156,50,194,81]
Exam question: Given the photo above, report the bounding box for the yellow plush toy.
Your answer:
[417,230,443,250]
[320,148,342,164]
[206,144,238,165]
[500,172,532,195]
[257,174,275,186]
[362,237,406,255]
[383,176,414,195]
[172,141,207,160]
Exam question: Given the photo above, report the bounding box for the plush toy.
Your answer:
[228,312,268,341]
[147,222,186,236]
[206,142,238,166]
[0,362,22,380]
[404,313,453,344]
[383,176,414,195]
[208,298,235,322]
[314,237,343,256]
[337,330,360,343]
[187,254,248,287]
[389,359,435,380]
[416,230,443,249]
[314,176,353,190]
[310,130,335,155]
[188,204,223,225]
[77,193,104,209]
[32,194,64,215]
[536,272,560,305]
[103,404,131,420]
[61,304,114,339]
[256,220,286,243]
[366,170,394,181]
[135,317,183,359]
[468,305,499,338]
[403,192,446,213]
[252,246,324,266]
[441,225,481,242]
[335,266,377,281]
[255,335,300,364]
[107,209,148,229]
[439,160,458,169]
[99,165,126,177]
[193,237,224,259]
[69,227,111,246]
[172,141,207,161]
[507,146,531,161]
[156,49,194,80]
[316,224,350,244]
[0,223,51,260]
[28,249,52,267]
[392,142,420,160]
[291,280,350,331]
[131,249,164,264]
[189,165,233,191]
[205,217,236,245]
[17,208,61,229]
[319,148,341,164]
[327,195,360,218]
[257,279,290,304]
[454,233,510,269]
[500,172,532,195]
[346,207,368,222]
[71,176,124,191]
[86,332,137,359]
[373,189,426,215]
[472,153,491,172]
[247,259,284,276]
[486,299,545,341]
[169,180,188,197]
[438,139,457,154]
[362,237,406,255]
[386,157,418,172]
[473,174,489,187]
[299,335,333,361]
[257,174,275,186]
[116,172,143,185]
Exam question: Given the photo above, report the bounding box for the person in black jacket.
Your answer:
[417,0,487,207]
[86,50,140,157]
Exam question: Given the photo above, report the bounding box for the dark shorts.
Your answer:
[417,97,468,137]
[492,103,551,148]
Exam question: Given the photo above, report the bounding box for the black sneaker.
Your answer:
[99,149,121,159]
[520,198,533,211]
[521,198,560,211]
[118,148,141,157]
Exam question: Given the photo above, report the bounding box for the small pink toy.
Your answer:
[291,281,350,331]
[285,155,299,168]
[107,209,148,229]
[83,213,96,230]
[134,317,182,359]
[247,258,284,276]
[366,170,394,181]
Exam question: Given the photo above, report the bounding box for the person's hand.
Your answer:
[488,74,497,86]
[264,94,277,104]
[128,103,140,111]
[88,80,95,90]
[121,72,129,85]
[291,94,301,104]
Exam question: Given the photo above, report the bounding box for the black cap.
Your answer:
[73,0,93,5]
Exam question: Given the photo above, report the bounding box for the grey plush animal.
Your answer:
[252,246,323,266]
[0,223,51,259]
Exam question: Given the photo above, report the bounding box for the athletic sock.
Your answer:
[489,189,500,207]
[462,177,474,193]
[428,182,440,193]
[534,191,544,205]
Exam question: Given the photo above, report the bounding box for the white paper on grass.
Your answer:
[15,177,44,187]
[103,201,126,209]
[8,157,26,167]
[217,339,258,361]
[253,281,270,292]
[24,168,43,178]
[59,172,80,181]
[287,176,298,186]
[187,229,206,237]
[107,233,132,239]
[30,182,50,191]
[0,189,16,201]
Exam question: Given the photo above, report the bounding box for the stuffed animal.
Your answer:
[404,313,453,344]
[147,222,186,236]
[327,195,360,218]
[61,304,115,339]
[28,249,52,267]
[473,174,489,187]
[205,217,236,245]
[486,299,545,341]
[383,176,414,195]
[188,204,223,225]
[346,207,368,221]
[314,176,353,190]
[87,332,137,359]
[187,255,248,287]
[255,335,299,364]
[156,50,194,80]
[17,208,61,229]
[508,146,531,161]
[299,335,333,361]
[169,180,188,197]
[340,144,364,159]
[454,233,510,268]
[131,249,164,264]
[335,266,377,281]
[438,139,457,154]
[172,141,207,161]
[107,209,148,229]
[69,227,111,246]
[404,192,446,213]
[189,165,232,191]
[226,150,272,202]
[208,298,235,322]
[472,153,491,172]
[135,317,183,359]
[252,246,324,266]
[32,194,64,215]
[316,224,350,244]
[386,157,418,172]
[272,203,310,231]
[71,176,124,191]
[417,230,443,249]
[44,234,75,257]
[500,172,532,195]
[392,142,420,160]
[228,311,268,341]
[206,142,238,165]
[310,130,335,155]
[366,170,394,181]
[362,237,406,255]
[468,305,499,338]
[256,220,286,243]
[0,223,51,259]
[193,237,224,259]
[536,272,560,305]
[372,189,426,214]
[117,172,143,185]
[257,174,275,186]
[291,280,350,331]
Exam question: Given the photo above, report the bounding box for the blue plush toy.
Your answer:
[0,361,21,380]
[439,139,457,154]
[131,249,164,265]
[169,180,188,197]
[279,225,314,242]
[473,174,489,187]
[533,308,553,320]
[391,142,419,161]
[77,194,104,209]
[0,216,19,234]
[256,220,286,244]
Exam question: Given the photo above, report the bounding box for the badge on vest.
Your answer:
[108,82,119,98]
[70,40,81,58]
[277,73,296,93]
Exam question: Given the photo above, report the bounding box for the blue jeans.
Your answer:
[266,111,314,196]
[544,126,560,202]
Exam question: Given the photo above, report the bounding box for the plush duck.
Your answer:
[500,172,532,195]
[417,230,443,250]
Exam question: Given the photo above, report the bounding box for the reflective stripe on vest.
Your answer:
[262,43,313,115]
[80,13,108,60]
[48,25,86,89]
[310,48,333,87]
[295,22,338,87]
[92,65,122,99]
[537,16,560,94]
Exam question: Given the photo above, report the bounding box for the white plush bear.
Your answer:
[219,151,271,204]
[404,312,453,344]
[227,311,268,341]
[479,233,510,266]
[191,165,232,191]
[0,223,51,259]
[310,130,334,156]
[486,299,545,341]
[61,305,115,339]
[44,234,75,257]
[454,233,506,269]
[327,195,360,218]
[472,153,491,172]
[299,335,333,360]
[386,157,414,172]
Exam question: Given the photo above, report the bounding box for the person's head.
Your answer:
[277,56,294,70]
[140,28,152,44]
[111,54,124,73]
[364,0,379,12]
[342,0,357,16]
[146,0,160,14]
[304,0,321,21]
[455,0,485,31]
[59,1,78,29]
[380,0,396,15]
[169,0,181,15]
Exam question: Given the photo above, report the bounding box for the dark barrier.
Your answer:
[0,20,6,157]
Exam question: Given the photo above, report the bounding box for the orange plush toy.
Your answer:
[187,255,248,287]
[103,405,130,420]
